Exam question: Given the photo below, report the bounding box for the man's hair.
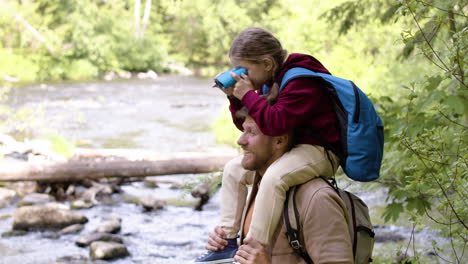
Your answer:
[237,109,296,152]
[229,27,288,80]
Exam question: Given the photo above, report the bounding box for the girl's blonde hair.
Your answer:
[229,27,287,81]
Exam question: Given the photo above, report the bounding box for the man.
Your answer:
[203,114,353,264]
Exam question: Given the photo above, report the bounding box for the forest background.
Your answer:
[0,0,466,263]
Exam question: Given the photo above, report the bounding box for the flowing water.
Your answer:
[0,76,451,263]
[1,76,229,264]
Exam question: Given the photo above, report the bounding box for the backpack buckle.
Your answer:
[290,240,301,250]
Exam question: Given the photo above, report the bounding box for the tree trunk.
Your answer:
[140,0,152,39]
[13,14,54,53]
[134,0,141,39]
[0,154,236,183]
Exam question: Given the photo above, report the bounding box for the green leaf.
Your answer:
[383,202,404,222]
[444,95,465,114]
[424,75,443,91]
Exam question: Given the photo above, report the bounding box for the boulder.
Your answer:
[90,241,129,260]
[75,232,123,247]
[13,203,88,231]
[96,216,121,234]
[0,187,17,208]
[141,197,166,211]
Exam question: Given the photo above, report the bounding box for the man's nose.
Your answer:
[237,133,247,146]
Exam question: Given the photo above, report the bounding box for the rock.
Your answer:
[5,181,38,196]
[143,180,159,188]
[59,224,85,235]
[75,232,123,247]
[3,74,19,82]
[1,229,28,237]
[79,182,114,205]
[141,197,166,211]
[96,216,121,234]
[51,255,89,264]
[169,182,183,190]
[90,241,129,260]
[70,199,94,209]
[374,231,406,243]
[147,70,158,79]
[117,71,131,79]
[13,203,88,231]
[103,71,116,81]
[136,70,158,80]
[0,187,17,208]
[17,192,55,207]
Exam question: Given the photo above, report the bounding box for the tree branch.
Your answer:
[415,0,468,18]
[405,0,467,88]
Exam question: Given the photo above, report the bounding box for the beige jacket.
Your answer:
[240,176,354,264]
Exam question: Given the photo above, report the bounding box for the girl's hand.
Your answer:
[212,73,235,97]
[234,237,271,264]
[231,72,254,100]
[205,226,229,251]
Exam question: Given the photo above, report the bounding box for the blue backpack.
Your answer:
[277,67,384,182]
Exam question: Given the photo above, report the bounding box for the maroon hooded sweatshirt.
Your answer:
[228,53,341,156]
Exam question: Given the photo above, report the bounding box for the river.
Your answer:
[0,76,451,264]
[1,76,229,264]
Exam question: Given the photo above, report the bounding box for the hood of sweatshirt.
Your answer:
[276,53,331,83]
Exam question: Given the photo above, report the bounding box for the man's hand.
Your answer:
[205,226,228,251]
[234,237,271,264]
[231,72,254,100]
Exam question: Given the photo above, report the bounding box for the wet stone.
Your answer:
[96,216,121,234]
[1,229,28,237]
[13,203,88,231]
[17,192,54,207]
[51,255,90,264]
[0,187,17,208]
[90,241,129,260]
[143,180,159,188]
[141,197,166,211]
[374,231,406,242]
[75,232,123,247]
[59,224,85,235]
[70,199,95,210]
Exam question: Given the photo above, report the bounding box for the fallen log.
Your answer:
[0,153,237,183]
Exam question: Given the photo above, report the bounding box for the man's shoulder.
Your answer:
[295,177,337,199]
[293,177,346,215]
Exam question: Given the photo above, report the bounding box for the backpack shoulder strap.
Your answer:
[284,185,314,264]
[280,67,329,92]
[283,177,342,264]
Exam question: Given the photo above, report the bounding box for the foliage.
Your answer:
[327,0,467,262]
[0,0,169,82]
[1,0,467,262]
[46,133,75,158]
[212,104,241,147]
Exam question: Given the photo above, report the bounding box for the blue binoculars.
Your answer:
[214,67,248,89]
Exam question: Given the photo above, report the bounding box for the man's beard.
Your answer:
[241,152,267,171]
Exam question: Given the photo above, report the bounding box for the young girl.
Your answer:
[195,27,341,263]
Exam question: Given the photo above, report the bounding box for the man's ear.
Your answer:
[274,134,289,151]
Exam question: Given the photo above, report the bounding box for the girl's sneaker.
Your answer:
[194,238,238,263]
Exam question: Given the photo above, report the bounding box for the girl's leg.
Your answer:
[220,155,255,239]
[247,144,339,245]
